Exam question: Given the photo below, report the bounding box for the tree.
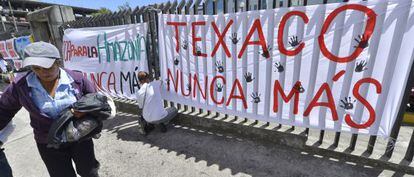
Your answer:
[91,7,112,17]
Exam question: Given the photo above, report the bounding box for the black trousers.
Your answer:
[36,139,100,177]
[0,148,12,177]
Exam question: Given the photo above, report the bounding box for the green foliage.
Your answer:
[91,7,112,17]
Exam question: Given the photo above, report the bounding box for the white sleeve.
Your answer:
[135,84,146,109]
[135,91,143,108]
[0,121,15,143]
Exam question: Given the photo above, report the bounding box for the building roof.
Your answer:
[0,9,28,17]
[7,0,98,15]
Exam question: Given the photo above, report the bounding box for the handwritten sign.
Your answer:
[0,41,10,59]
[5,39,19,60]
[158,0,414,137]
[63,23,149,99]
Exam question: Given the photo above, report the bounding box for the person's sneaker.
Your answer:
[137,126,146,135]
[159,123,167,133]
[137,116,147,135]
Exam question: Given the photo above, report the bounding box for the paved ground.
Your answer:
[1,108,410,177]
[0,79,412,177]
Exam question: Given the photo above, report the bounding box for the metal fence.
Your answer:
[60,0,414,167]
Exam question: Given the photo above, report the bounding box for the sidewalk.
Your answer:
[2,108,404,177]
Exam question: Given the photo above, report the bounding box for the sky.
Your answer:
[40,0,169,11]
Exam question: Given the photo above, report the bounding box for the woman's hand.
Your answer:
[71,108,86,118]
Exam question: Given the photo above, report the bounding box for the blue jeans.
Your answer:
[0,148,12,177]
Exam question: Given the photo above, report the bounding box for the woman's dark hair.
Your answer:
[138,71,149,82]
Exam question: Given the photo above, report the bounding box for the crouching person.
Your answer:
[135,71,177,135]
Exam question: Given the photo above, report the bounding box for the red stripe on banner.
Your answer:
[332,70,346,81]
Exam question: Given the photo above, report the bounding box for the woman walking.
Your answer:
[0,42,100,177]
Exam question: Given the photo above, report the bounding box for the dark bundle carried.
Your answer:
[47,93,116,148]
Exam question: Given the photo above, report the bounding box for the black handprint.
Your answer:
[186,83,191,91]
[259,45,272,58]
[215,61,224,73]
[196,46,202,56]
[251,92,261,103]
[293,82,305,93]
[182,40,188,50]
[173,57,179,66]
[355,60,368,72]
[274,62,284,73]
[215,83,223,92]
[288,35,302,47]
[244,72,255,83]
[340,97,356,110]
[229,33,240,44]
[354,34,369,49]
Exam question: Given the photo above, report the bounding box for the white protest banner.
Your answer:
[63,23,149,99]
[0,41,10,59]
[158,0,414,137]
[5,39,19,60]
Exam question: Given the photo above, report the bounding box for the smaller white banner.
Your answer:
[63,23,149,99]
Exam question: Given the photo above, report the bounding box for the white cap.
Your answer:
[22,41,61,68]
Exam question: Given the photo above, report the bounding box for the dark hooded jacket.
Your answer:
[0,69,96,144]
